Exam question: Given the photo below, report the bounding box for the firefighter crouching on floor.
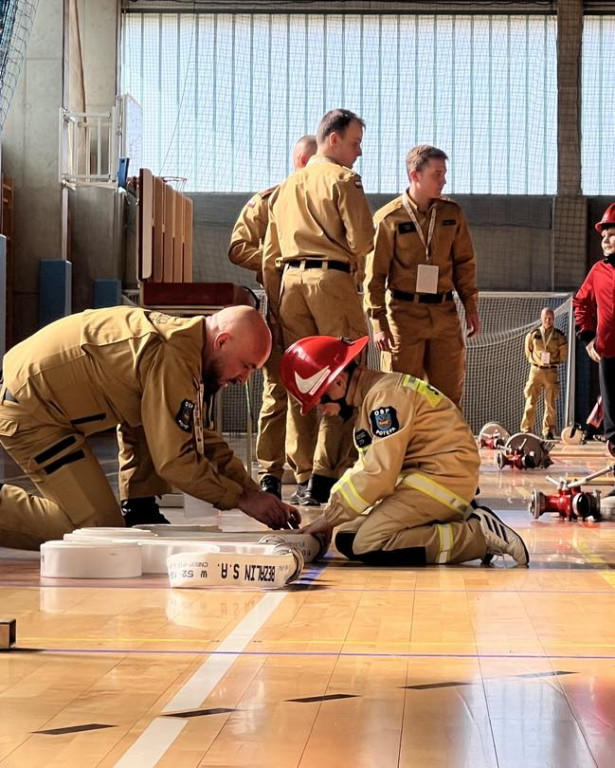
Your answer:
[280,336,529,567]
[0,305,300,551]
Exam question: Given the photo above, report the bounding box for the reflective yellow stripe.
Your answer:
[436,524,454,563]
[332,475,371,515]
[400,374,443,407]
[401,472,472,519]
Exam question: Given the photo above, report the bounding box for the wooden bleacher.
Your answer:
[137,168,255,313]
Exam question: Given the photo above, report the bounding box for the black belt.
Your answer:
[285,259,351,273]
[532,364,557,369]
[391,289,454,304]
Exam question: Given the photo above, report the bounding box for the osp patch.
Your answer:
[176,399,195,432]
[370,406,399,438]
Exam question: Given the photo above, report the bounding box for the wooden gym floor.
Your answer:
[1,435,614,768]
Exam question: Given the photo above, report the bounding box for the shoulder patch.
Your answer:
[354,428,372,449]
[370,406,399,438]
[354,179,363,188]
[246,197,257,208]
[398,221,417,234]
[176,399,195,433]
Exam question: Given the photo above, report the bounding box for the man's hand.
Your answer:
[586,338,601,363]
[300,514,334,549]
[237,489,301,530]
[373,330,393,352]
[466,310,481,338]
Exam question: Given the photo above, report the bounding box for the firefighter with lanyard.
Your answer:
[281,336,529,567]
[364,145,479,406]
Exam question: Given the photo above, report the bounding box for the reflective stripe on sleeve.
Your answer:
[436,524,454,563]
[331,474,371,515]
[401,472,473,519]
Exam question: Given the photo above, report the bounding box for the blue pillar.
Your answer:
[94,278,122,308]
[39,259,72,327]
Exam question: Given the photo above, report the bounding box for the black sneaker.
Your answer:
[289,482,308,504]
[260,474,282,499]
[121,496,170,527]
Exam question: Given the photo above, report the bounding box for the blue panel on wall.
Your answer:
[94,279,122,308]
[39,259,72,328]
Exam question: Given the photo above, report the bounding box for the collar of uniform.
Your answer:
[346,366,381,408]
[308,153,341,167]
[403,188,440,217]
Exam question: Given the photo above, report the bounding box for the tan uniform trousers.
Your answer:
[279,264,368,481]
[520,366,559,437]
[337,475,486,564]
[256,341,317,479]
[382,299,465,406]
[0,399,124,550]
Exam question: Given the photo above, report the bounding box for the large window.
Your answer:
[582,16,615,195]
[122,12,557,194]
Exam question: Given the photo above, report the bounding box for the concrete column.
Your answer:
[552,0,586,290]
[2,0,66,342]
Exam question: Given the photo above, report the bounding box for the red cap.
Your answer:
[595,203,615,233]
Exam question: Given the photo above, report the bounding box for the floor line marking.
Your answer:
[113,563,325,768]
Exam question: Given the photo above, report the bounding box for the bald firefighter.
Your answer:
[520,307,568,439]
[228,135,318,502]
[263,109,374,507]
[0,305,300,550]
[365,145,479,406]
[281,336,529,567]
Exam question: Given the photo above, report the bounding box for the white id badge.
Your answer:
[416,264,439,294]
[541,352,551,366]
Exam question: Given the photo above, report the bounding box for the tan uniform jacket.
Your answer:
[228,186,277,284]
[524,326,568,367]
[1,307,259,509]
[323,368,480,526]
[262,154,374,317]
[365,193,477,335]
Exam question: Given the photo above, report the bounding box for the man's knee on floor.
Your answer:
[335,529,427,566]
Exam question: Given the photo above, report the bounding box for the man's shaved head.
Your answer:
[292,135,317,171]
[203,306,271,392]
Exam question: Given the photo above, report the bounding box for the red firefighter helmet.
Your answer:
[281,335,369,414]
[595,203,615,233]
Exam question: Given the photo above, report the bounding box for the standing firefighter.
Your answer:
[364,145,479,406]
[229,135,318,501]
[281,336,529,567]
[520,307,568,439]
[263,109,374,506]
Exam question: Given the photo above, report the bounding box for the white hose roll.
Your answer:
[69,527,156,539]
[135,526,328,562]
[141,540,298,574]
[167,543,304,589]
[40,540,142,579]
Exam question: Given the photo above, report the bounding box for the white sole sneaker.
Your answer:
[475,506,530,567]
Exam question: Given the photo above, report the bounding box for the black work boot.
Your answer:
[121,496,170,527]
[289,481,308,505]
[260,474,282,499]
[299,474,337,507]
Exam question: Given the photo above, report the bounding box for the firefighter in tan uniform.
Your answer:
[520,307,568,439]
[228,136,318,501]
[281,336,529,567]
[365,145,479,406]
[0,305,300,551]
[263,109,374,507]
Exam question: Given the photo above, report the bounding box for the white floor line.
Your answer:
[114,591,287,768]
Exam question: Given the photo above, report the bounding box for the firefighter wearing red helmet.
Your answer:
[281,337,529,567]
[574,203,615,491]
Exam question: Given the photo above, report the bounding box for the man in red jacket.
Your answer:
[573,204,615,484]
